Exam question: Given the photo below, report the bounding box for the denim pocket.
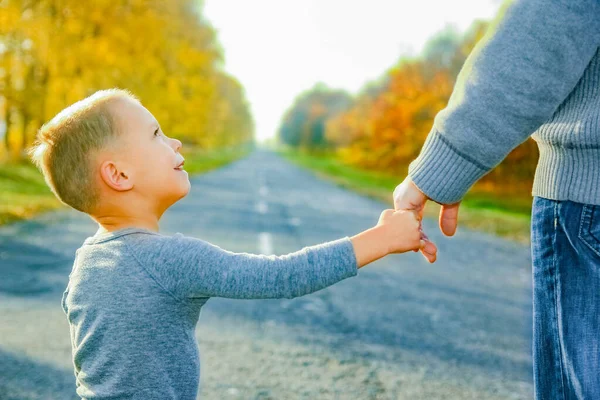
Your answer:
[578,204,600,258]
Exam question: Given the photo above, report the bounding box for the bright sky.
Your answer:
[204,0,502,141]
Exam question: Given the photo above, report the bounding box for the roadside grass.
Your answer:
[0,145,252,227]
[0,161,63,226]
[278,148,532,244]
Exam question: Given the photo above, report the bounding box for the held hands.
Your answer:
[350,208,424,268]
[392,177,461,263]
[376,209,424,254]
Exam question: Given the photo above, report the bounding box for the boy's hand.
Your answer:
[350,209,425,268]
[376,209,424,254]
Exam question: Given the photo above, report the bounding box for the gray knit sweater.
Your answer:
[61,228,358,399]
[409,0,600,205]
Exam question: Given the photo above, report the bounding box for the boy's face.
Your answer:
[107,97,190,208]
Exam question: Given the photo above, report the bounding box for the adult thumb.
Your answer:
[439,202,460,237]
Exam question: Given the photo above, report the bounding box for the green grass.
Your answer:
[0,161,64,226]
[278,148,532,244]
[0,145,252,227]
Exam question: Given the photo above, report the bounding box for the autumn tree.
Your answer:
[329,59,453,172]
[324,8,537,193]
[0,0,254,161]
[278,83,352,150]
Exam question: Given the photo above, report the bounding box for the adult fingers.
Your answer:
[393,178,428,212]
[439,202,460,237]
[419,228,437,262]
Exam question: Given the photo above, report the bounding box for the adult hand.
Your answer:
[393,177,461,263]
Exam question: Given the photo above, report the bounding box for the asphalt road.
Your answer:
[0,150,533,399]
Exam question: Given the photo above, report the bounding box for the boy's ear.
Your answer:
[99,160,134,191]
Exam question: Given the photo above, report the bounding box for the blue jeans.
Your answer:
[531,197,600,399]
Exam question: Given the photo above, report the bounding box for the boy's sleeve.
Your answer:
[135,233,358,301]
[408,0,600,204]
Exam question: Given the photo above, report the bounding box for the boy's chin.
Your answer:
[175,182,191,200]
[161,183,191,207]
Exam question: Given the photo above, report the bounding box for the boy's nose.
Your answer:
[171,138,182,152]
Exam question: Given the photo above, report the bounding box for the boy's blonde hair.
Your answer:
[27,88,139,213]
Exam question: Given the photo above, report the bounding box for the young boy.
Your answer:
[28,88,424,399]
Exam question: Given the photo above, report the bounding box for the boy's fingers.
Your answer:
[413,239,426,252]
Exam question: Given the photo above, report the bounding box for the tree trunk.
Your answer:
[4,105,11,154]
[21,109,30,159]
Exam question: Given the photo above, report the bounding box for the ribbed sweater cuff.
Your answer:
[408,128,491,204]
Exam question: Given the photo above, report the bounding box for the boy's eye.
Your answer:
[154,128,160,137]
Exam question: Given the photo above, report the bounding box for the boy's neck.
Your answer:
[93,216,160,235]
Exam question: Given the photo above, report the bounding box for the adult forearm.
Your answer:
[409,0,600,204]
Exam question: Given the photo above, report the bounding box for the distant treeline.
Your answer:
[279,4,538,193]
[0,0,254,162]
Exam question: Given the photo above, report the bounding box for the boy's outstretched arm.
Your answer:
[134,210,423,301]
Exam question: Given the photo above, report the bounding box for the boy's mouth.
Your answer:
[174,159,185,171]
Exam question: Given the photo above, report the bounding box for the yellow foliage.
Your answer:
[0,0,254,161]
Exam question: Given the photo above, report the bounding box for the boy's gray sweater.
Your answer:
[62,228,358,399]
[409,0,600,205]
